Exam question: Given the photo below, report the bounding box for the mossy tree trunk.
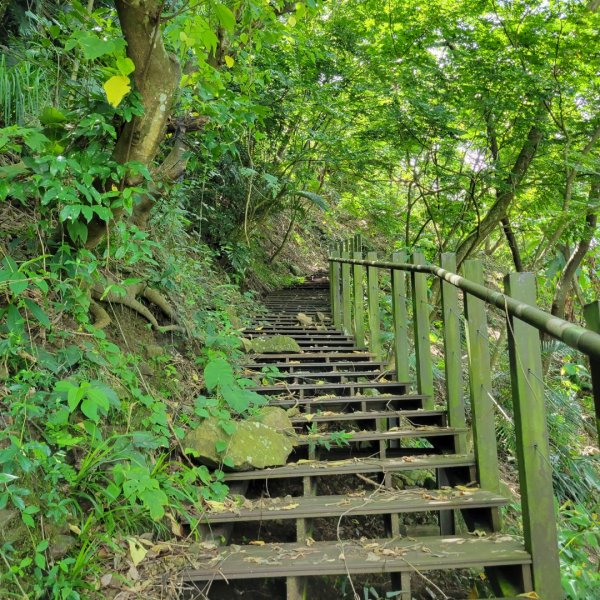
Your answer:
[85,0,183,248]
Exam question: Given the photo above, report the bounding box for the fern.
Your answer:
[0,54,50,125]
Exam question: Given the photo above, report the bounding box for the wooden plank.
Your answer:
[366,251,382,358]
[583,301,600,441]
[330,249,342,329]
[181,535,531,581]
[392,251,410,381]
[247,381,410,393]
[223,454,475,481]
[411,252,434,407]
[463,260,500,494]
[353,251,366,348]
[296,426,468,446]
[341,249,352,334]
[199,488,508,524]
[441,253,467,454]
[504,273,561,598]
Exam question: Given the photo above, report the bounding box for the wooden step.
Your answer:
[248,381,411,397]
[297,426,467,446]
[198,487,508,524]
[251,352,377,363]
[244,332,353,340]
[223,454,475,482]
[180,534,531,581]
[248,370,395,383]
[268,393,428,410]
[242,360,386,371]
[290,409,446,426]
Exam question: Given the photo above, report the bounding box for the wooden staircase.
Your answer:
[181,276,535,599]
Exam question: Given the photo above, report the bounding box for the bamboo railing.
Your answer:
[328,235,600,600]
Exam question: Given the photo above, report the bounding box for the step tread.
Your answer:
[252,352,376,360]
[180,534,530,581]
[248,381,410,392]
[223,454,475,481]
[296,426,467,445]
[250,370,394,379]
[268,393,429,407]
[290,409,446,423]
[199,487,508,524]
[242,361,386,369]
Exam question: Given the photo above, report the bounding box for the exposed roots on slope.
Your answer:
[90,281,185,333]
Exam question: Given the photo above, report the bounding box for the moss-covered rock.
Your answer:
[249,406,295,436]
[184,415,295,471]
[241,335,302,354]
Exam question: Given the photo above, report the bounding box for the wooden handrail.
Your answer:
[328,244,598,599]
[329,255,600,360]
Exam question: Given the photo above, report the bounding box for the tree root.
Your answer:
[90,281,185,333]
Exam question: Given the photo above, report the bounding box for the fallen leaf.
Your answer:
[100,573,113,587]
[127,538,147,567]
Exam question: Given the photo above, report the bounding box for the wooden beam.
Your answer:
[504,272,561,599]
[411,252,434,408]
[463,260,500,493]
[353,251,366,348]
[366,251,382,359]
[441,253,467,454]
[330,249,342,329]
[341,248,352,334]
[392,251,410,381]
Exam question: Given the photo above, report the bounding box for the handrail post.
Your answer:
[341,247,352,334]
[583,301,600,441]
[411,252,434,408]
[504,273,561,599]
[353,251,366,348]
[366,251,382,359]
[330,250,342,329]
[463,260,500,493]
[441,253,467,453]
[391,251,410,381]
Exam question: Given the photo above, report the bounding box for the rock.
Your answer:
[49,534,76,559]
[139,362,155,376]
[184,416,294,471]
[250,407,295,436]
[296,313,313,326]
[242,335,302,354]
[145,344,165,359]
[0,509,26,544]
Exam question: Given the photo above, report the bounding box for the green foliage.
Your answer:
[559,502,600,599]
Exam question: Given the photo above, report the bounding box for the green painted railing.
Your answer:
[328,241,600,600]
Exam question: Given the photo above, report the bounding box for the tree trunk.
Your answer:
[454,107,546,267]
[85,0,181,248]
[551,177,599,319]
[501,216,523,271]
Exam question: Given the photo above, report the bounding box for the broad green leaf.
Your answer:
[203,357,234,390]
[116,57,135,76]
[214,4,235,32]
[221,384,251,413]
[103,75,131,108]
[23,298,51,327]
[39,107,67,126]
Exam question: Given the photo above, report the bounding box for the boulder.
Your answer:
[249,406,295,435]
[184,416,294,471]
[242,335,302,354]
[296,313,313,326]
